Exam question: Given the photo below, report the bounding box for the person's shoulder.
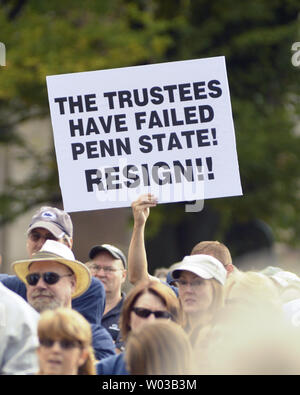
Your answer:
[91,322,115,341]
[0,274,27,299]
[72,277,106,324]
[0,282,39,321]
[90,323,116,360]
[74,276,105,300]
[96,353,128,375]
[0,281,24,303]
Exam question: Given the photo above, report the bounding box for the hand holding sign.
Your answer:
[46,56,242,212]
[131,193,158,227]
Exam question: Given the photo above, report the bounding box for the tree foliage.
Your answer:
[0,0,300,246]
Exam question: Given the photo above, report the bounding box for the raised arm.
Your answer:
[128,194,158,284]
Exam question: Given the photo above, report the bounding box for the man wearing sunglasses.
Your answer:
[11,239,116,361]
[12,240,91,313]
[1,207,104,319]
[12,239,91,312]
[0,207,116,361]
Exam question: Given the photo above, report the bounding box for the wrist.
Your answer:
[133,221,146,230]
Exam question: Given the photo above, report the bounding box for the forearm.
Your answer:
[128,222,150,284]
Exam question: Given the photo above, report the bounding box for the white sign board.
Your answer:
[46,56,242,212]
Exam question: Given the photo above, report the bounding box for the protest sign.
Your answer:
[46,56,242,212]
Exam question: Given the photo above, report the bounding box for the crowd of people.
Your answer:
[1,193,300,375]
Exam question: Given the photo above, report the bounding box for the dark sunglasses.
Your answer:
[26,272,73,286]
[40,338,82,350]
[132,307,173,320]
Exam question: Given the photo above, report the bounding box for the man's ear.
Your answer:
[121,269,127,284]
[70,275,77,293]
[63,237,73,249]
[226,264,235,275]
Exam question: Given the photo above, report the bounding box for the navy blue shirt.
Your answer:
[102,292,125,352]
[96,353,128,375]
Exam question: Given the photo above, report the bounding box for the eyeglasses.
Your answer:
[40,338,82,350]
[176,279,203,288]
[28,231,58,242]
[89,264,122,273]
[26,272,73,286]
[132,307,173,320]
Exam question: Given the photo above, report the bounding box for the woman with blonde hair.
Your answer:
[202,270,283,349]
[125,320,193,375]
[37,308,96,375]
[224,270,282,309]
[194,271,293,374]
[170,254,227,346]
